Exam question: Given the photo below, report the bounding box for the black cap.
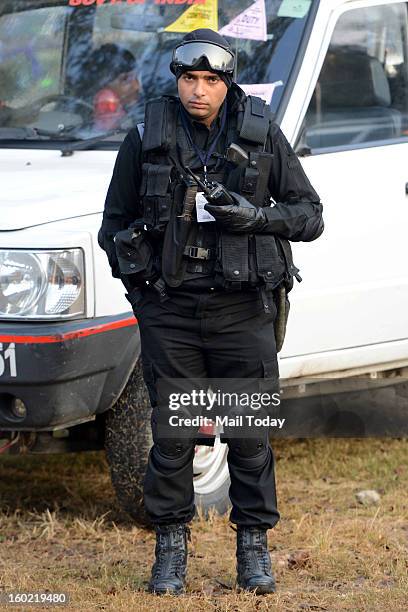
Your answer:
[171,29,234,88]
[182,28,232,48]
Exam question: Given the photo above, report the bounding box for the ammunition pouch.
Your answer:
[139,163,175,237]
[213,232,288,292]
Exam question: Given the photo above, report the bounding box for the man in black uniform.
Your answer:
[98,29,323,595]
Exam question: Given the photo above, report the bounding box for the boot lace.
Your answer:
[152,525,190,579]
[237,528,272,575]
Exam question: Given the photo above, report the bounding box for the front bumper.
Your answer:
[0,313,139,431]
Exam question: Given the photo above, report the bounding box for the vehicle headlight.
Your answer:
[0,249,85,319]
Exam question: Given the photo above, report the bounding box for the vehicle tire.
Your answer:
[105,358,152,525]
[105,359,231,523]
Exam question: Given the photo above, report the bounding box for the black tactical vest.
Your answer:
[137,85,298,293]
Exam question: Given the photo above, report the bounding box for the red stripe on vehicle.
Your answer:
[0,317,138,344]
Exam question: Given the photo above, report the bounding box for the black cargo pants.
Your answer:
[132,284,281,530]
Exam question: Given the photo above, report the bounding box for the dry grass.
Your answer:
[0,439,407,611]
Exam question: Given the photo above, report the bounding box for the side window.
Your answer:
[299,2,408,151]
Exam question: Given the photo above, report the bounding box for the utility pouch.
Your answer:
[140,163,173,233]
[276,236,302,292]
[225,152,273,207]
[273,285,290,353]
[272,237,302,352]
[244,152,274,206]
[114,223,157,287]
[240,166,259,198]
[140,163,172,197]
[211,231,248,290]
[255,234,284,288]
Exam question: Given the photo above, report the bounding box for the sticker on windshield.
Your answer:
[165,0,218,33]
[219,0,267,42]
[68,0,210,5]
[277,0,312,19]
[238,81,284,104]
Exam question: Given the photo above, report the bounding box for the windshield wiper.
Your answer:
[0,126,127,150]
[0,126,85,142]
[59,129,127,153]
[0,127,50,141]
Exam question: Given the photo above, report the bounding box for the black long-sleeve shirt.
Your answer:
[98,98,323,288]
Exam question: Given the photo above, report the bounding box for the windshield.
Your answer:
[0,0,314,144]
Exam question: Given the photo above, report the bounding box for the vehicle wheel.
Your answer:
[105,359,231,523]
[105,358,152,525]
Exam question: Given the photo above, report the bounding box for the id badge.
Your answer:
[195,192,215,223]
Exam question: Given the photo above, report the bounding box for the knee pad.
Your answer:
[156,438,195,461]
[228,438,269,467]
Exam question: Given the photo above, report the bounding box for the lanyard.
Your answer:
[180,101,227,182]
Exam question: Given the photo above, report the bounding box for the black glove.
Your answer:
[204,191,267,233]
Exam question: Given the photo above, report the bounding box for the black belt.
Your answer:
[183,245,217,260]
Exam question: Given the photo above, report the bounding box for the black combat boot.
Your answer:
[148,523,190,595]
[236,526,276,594]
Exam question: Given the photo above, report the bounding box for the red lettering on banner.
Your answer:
[69,0,174,6]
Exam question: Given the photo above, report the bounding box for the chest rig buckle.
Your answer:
[183,246,216,260]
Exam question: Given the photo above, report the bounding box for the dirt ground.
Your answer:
[0,438,407,611]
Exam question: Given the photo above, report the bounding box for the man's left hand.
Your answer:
[204,192,267,233]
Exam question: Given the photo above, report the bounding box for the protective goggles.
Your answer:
[171,41,235,73]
